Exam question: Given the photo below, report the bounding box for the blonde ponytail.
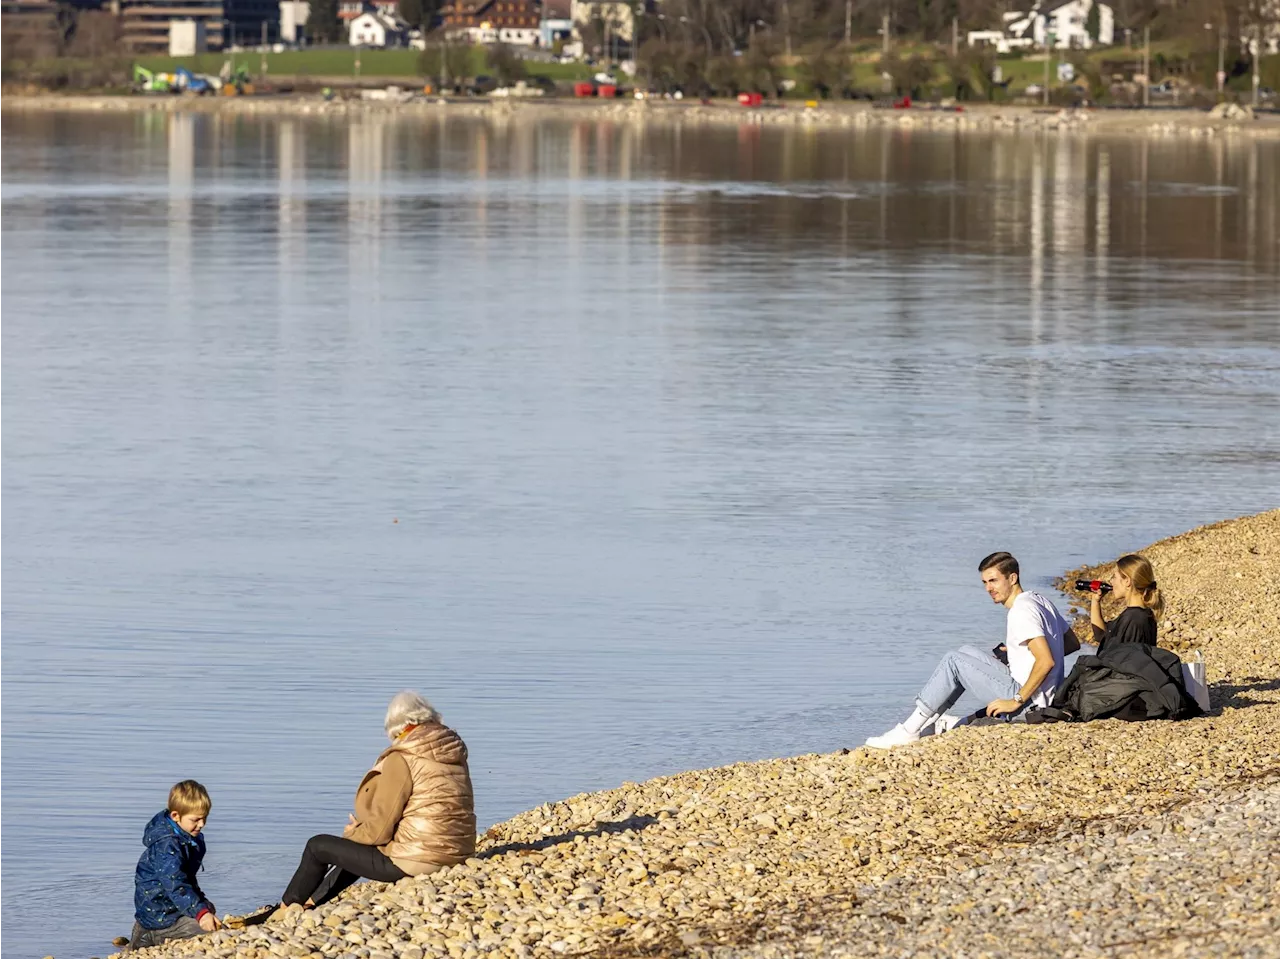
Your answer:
[1117,553,1164,619]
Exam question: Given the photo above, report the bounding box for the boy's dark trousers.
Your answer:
[127,916,204,950]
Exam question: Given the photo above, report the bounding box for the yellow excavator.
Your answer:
[219,62,255,96]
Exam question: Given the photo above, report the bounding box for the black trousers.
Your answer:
[281,834,406,907]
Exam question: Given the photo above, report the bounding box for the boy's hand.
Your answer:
[198,912,221,933]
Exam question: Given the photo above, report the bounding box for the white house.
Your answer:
[169,18,208,56]
[1004,0,1114,50]
[966,28,1033,54]
[349,9,411,46]
[279,0,309,44]
[451,22,539,45]
[971,0,1114,51]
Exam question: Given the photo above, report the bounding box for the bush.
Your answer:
[418,43,473,83]
[737,36,780,95]
[6,55,132,90]
[795,42,847,98]
[486,44,526,86]
[704,54,739,95]
[1068,52,1107,103]
[638,37,690,93]
[943,47,996,100]
[881,52,934,98]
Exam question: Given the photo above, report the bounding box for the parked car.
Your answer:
[468,74,498,95]
[527,74,557,95]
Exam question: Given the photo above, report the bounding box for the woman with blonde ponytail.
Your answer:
[1088,553,1163,654]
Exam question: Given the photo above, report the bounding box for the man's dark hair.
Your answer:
[978,551,1020,578]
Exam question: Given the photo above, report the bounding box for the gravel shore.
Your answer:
[99,510,1279,959]
[6,94,1280,141]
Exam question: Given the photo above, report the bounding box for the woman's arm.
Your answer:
[1089,591,1107,643]
[345,754,413,846]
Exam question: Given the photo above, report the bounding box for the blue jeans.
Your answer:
[916,644,1021,716]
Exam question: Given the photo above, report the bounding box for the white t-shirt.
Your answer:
[1005,591,1069,707]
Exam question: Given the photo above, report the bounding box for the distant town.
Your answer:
[2,0,1277,105]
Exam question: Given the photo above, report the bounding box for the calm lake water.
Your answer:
[2,109,1278,958]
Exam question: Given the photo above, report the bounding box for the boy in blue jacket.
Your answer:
[128,780,221,949]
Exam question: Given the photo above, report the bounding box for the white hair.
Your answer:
[384,690,441,740]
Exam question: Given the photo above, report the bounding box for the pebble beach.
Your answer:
[98,510,1279,959]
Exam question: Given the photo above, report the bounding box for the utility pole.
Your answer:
[1217,24,1226,96]
[845,0,852,44]
[952,16,958,57]
[440,35,449,95]
[260,19,267,78]
[1043,28,1051,105]
[882,10,889,55]
[784,0,792,58]
[1253,24,1262,108]
[1142,25,1150,107]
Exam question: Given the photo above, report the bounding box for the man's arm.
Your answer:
[986,636,1055,716]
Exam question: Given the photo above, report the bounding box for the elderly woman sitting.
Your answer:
[276,691,476,911]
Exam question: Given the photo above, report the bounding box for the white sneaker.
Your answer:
[932,713,965,735]
[864,724,922,749]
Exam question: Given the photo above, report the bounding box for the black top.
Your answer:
[1099,606,1158,654]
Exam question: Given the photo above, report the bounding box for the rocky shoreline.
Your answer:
[6,94,1280,141]
[101,509,1279,959]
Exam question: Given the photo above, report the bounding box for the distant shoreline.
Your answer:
[6,93,1280,140]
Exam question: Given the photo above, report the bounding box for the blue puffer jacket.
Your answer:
[134,811,212,930]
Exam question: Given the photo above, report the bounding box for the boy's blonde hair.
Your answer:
[168,780,211,817]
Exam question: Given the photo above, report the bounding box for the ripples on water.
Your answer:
[2,112,1278,957]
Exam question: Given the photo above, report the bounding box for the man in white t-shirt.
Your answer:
[865,551,1074,749]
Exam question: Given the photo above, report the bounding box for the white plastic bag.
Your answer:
[1181,650,1211,713]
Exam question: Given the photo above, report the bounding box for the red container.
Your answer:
[573,82,595,98]
[737,92,763,107]
[598,83,617,98]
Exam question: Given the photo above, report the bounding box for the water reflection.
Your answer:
[1,111,1278,959]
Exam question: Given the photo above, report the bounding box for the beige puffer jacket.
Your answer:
[372,723,476,874]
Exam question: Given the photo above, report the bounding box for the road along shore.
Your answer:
[104,509,1279,959]
[6,94,1280,141]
